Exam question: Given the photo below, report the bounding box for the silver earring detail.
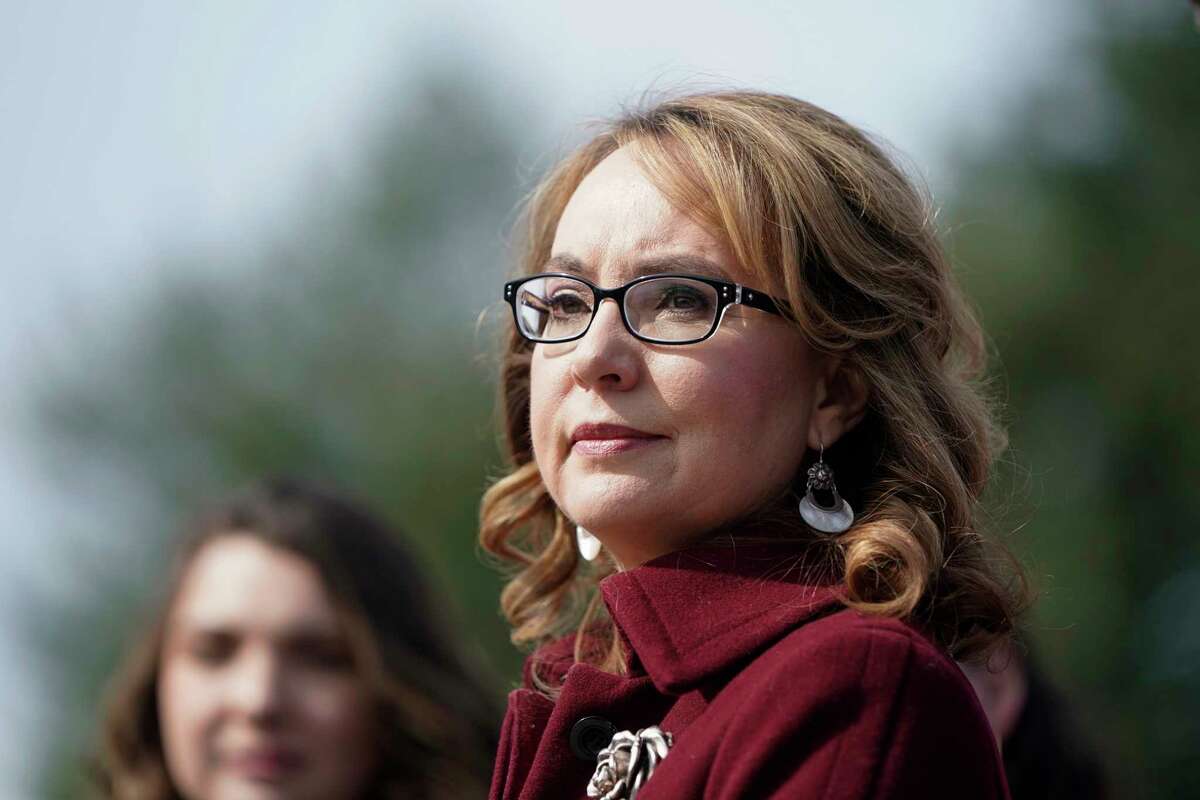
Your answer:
[576,525,601,561]
[798,443,854,534]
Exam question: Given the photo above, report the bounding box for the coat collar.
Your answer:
[600,539,843,695]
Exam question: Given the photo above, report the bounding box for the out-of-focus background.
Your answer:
[2,1,1196,797]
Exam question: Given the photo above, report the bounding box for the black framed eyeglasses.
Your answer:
[502,272,785,345]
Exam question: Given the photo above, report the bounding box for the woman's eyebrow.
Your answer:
[542,253,728,280]
[629,254,727,279]
[171,617,340,639]
[543,254,587,274]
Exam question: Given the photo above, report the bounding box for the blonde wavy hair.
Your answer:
[480,90,1027,682]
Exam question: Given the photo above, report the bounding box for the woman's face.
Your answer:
[158,535,376,800]
[530,145,829,567]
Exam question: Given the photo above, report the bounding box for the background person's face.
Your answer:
[158,536,376,800]
[529,146,822,567]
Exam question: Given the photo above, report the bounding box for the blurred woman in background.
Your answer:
[963,643,1109,799]
[95,477,499,799]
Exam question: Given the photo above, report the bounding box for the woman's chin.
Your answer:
[561,476,662,524]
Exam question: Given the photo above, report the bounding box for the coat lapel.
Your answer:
[602,541,843,694]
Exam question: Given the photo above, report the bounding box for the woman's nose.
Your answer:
[569,299,641,391]
[227,648,287,723]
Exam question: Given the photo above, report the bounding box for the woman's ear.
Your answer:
[807,356,869,450]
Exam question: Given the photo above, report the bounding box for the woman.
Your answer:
[482,91,1027,799]
[95,477,499,799]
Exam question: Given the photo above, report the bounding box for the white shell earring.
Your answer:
[576,525,602,561]
[798,443,855,534]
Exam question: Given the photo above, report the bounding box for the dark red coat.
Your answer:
[490,542,1010,799]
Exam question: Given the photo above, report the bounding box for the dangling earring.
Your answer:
[576,525,601,561]
[798,442,855,534]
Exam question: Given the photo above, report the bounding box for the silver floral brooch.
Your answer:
[585,726,673,800]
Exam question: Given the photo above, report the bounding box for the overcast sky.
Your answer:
[0,1,1081,795]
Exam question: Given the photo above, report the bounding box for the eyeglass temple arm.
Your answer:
[737,285,785,316]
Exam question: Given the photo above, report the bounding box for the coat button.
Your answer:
[569,716,617,761]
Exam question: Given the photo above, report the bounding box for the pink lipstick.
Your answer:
[570,423,666,456]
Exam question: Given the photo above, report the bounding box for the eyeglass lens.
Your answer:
[515,276,721,342]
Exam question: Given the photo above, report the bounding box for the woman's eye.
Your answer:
[657,288,708,313]
[292,639,354,672]
[187,633,237,665]
[548,293,589,315]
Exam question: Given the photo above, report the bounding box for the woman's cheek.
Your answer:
[304,679,370,735]
[298,679,377,791]
[528,358,564,491]
[678,355,808,498]
[158,662,216,792]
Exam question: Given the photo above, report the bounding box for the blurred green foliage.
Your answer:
[30,72,527,797]
[27,6,1199,799]
[948,8,1200,798]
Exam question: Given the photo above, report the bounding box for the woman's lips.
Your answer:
[570,423,666,456]
[223,748,305,781]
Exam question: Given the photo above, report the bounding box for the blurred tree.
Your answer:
[947,5,1200,798]
[29,69,528,796]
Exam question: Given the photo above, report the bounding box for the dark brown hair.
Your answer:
[480,90,1028,680]
[95,477,499,799]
